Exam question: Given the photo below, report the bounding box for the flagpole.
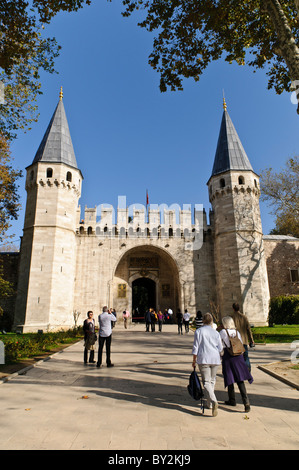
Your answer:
[146,189,149,224]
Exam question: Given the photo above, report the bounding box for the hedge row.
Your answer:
[1,327,83,364]
[268,295,299,326]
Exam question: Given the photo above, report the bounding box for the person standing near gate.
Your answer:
[145,308,152,332]
[177,309,183,335]
[97,306,117,368]
[183,309,191,333]
[83,311,96,364]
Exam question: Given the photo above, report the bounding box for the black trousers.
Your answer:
[228,381,250,405]
[84,348,94,363]
[97,334,112,366]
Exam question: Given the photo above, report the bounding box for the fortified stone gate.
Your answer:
[13,90,298,332]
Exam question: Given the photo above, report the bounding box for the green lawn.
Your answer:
[252,325,299,343]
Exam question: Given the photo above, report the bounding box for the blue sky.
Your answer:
[6,1,299,246]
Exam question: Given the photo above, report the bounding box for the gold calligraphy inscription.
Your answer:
[118,284,127,298]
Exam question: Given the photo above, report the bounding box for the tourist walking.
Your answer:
[183,309,191,333]
[231,303,255,371]
[177,309,183,335]
[219,316,253,412]
[97,306,117,368]
[83,311,96,364]
[195,310,203,329]
[192,313,223,416]
[123,309,130,329]
[157,310,163,332]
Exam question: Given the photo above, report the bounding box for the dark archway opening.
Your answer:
[132,278,156,322]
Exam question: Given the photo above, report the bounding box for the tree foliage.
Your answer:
[121,0,299,110]
[0,135,22,240]
[0,1,91,74]
[0,1,92,140]
[0,135,22,312]
[0,1,91,306]
[260,156,299,237]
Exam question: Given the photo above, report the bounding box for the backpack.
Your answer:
[187,368,204,412]
[225,329,245,356]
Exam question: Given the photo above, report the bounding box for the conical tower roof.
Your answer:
[32,88,78,169]
[211,99,253,177]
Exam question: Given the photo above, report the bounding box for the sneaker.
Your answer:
[107,363,114,368]
[212,401,218,417]
[244,404,251,413]
[96,363,102,368]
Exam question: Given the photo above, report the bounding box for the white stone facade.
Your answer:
[14,97,273,332]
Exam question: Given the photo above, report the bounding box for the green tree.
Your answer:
[0,135,22,312]
[0,1,91,311]
[260,156,299,237]
[121,0,299,112]
[0,1,92,139]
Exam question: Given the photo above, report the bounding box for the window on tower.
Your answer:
[47,168,53,178]
[238,176,245,185]
[220,178,225,188]
[66,171,72,182]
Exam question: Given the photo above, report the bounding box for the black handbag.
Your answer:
[187,367,204,412]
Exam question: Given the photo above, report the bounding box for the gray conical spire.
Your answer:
[32,88,78,169]
[211,99,253,177]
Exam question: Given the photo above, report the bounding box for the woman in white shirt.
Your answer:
[219,316,253,412]
[192,313,223,416]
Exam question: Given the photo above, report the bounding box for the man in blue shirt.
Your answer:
[97,306,117,368]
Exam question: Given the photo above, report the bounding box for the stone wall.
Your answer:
[263,236,299,298]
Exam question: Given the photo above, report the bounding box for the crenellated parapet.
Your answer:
[76,203,210,242]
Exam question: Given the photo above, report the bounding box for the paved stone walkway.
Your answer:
[0,324,298,450]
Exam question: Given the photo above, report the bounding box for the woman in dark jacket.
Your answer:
[176,309,183,335]
[83,311,96,364]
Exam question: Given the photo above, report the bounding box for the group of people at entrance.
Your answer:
[192,304,254,416]
[145,308,173,332]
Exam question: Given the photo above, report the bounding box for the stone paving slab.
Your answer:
[0,324,298,451]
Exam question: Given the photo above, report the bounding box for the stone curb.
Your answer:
[0,344,73,385]
[258,363,299,391]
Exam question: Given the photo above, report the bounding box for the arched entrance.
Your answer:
[132,278,156,321]
[112,245,181,321]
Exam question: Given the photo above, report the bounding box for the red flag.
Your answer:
[146,190,149,206]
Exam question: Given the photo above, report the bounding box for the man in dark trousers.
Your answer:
[97,306,117,368]
[231,303,255,371]
[145,308,152,332]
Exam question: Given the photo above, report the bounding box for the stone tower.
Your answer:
[14,89,82,332]
[207,100,269,325]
